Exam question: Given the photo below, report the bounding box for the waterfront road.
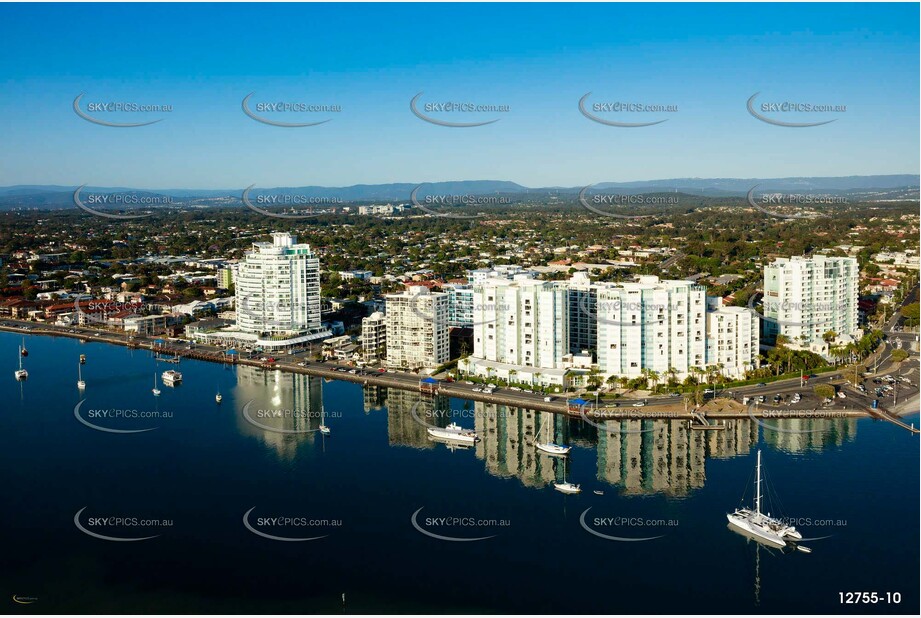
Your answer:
[2,317,917,422]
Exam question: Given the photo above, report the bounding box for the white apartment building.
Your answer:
[763,255,860,352]
[706,297,760,379]
[595,276,708,381]
[357,203,405,216]
[468,277,569,386]
[384,286,449,372]
[361,311,387,360]
[466,265,537,285]
[339,270,373,281]
[236,232,321,336]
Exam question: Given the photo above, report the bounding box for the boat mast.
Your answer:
[755,449,762,515]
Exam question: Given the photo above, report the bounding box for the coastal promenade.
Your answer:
[3,319,917,425]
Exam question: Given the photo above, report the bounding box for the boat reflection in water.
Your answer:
[359,387,859,497]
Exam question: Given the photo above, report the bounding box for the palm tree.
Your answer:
[666,366,678,389]
[647,369,660,393]
[588,366,603,389]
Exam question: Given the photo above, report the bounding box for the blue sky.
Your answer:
[0,2,917,189]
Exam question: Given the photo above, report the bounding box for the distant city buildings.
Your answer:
[384,286,449,372]
[357,203,406,216]
[217,266,236,290]
[339,269,373,281]
[466,265,537,285]
[762,254,860,354]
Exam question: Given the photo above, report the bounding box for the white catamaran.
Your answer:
[77,361,86,390]
[727,449,803,549]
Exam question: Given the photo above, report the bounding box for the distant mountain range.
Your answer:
[0,175,916,210]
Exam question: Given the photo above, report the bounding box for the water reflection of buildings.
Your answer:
[371,388,858,495]
[761,418,858,453]
[363,384,387,414]
[234,366,323,459]
[382,388,450,449]
[473,404,572,488]
[469,402,857,496]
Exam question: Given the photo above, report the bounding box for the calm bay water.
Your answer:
[2,331,918,614]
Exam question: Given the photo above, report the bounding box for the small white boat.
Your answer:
[14,346,28,381]
[215,393,223,404]
[727,450,803,549]
[20,338,28,357]
[593,490,604,496]
[77,361,86,390]
[162,369,182,386]
[537,442,572,456]
[534,414,572,456]
[427,422,478,445]
[553,481,582,495]
[318,405,330,434]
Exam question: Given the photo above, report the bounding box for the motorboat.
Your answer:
[427,422,478,445]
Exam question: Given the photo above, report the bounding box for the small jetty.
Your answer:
[689,411,727,431]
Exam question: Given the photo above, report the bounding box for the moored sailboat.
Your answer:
[727,450,804,549]
[534,414,571,456]
[14,346,28,381]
